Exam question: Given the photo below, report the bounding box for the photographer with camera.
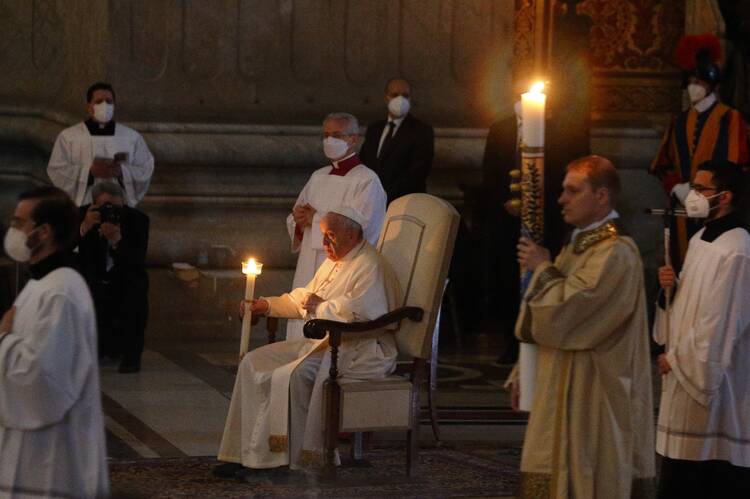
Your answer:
[77,181,149,373]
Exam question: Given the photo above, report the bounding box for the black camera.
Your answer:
[97,203,123,225]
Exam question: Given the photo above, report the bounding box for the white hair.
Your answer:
[323,112,359,135]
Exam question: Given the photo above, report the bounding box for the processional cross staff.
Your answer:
[645,207,688,347]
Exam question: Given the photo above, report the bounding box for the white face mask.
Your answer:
[3,227,32,262]
[322,137,350,160]
[93,102,114,123]
[684,189,723,218]
[388,95,410,118]
[687,83,707,104]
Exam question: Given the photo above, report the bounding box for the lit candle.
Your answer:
[240,258,263,358]
[521,81,546,148]
[518,81,546,412]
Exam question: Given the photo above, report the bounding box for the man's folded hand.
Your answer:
[301,293,324,313]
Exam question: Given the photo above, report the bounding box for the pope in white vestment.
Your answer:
[285,113,386,342]
[217,209,399,474]
[0,189,109,499]
[47,83,154,207]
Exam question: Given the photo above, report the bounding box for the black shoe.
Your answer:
[118,360,141,373]
[212,462,244,478]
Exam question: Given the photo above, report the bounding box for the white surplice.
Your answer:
[47,121,155,207]
[0,268,109,498]
[654,226,750,467]
[284,157,386,341]
[218,240,400,469]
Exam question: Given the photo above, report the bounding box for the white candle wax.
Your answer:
[240,258,262,358]
[240,275,255,357]
[521,82,546,148]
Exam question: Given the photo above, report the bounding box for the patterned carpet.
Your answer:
[109,444,521,498]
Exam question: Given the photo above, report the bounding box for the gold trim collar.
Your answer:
[573,221,619,254]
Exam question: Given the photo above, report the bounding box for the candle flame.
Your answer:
[242,258,263,275]
[529,81,545,94]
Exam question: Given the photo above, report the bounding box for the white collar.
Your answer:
[571,210,620,243]
[336,239,365,263]
[693,93,717,114]
[387,115,406,127]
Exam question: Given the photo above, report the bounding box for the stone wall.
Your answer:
[0,1,686,340]
[0,0,517,127]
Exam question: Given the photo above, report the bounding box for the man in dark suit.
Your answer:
[77,181,149,373]
[359,78,435,204]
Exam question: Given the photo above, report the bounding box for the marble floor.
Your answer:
[102,336,526,461]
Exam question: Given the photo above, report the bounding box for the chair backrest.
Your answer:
[376,194,459,360]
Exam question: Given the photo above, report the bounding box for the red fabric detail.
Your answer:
[661,171,682,194]
[674,34,722,70]
[295,224,304,242]
[735,114,749,164]
[329,154,361,176]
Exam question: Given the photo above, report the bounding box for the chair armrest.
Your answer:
[303,306,424,340]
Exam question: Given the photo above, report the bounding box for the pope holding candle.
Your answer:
[216,207,401,478]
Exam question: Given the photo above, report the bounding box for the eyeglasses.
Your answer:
[690,184,718,194]
[8,216,29,229]
[321,133,352,140]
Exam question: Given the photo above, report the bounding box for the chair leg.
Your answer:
[322,364,341,480]
[407,359,425,477]
[428,362,441,442]
[407,427,419,477]
[350,432,364,461]
[428,293,443,442]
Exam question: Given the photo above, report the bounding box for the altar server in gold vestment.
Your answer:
[215,207,399,478]
[514,156,655,498]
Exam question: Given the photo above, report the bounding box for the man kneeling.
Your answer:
[215,207,400,477]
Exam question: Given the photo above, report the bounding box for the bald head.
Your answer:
[385,78,411,97]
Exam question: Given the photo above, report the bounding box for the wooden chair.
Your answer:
[303,193,460,477]
[251,315,279,343]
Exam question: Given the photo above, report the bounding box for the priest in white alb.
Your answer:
[0,187,109,498]
[47,82,155,207]
[654,160,750,498]
[285,112,386,341]
[215,207,399,478]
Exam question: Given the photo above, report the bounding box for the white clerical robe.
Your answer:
[654,226,750,467]
[47,121,155,207]
[218,240,400,469]
[0,267,109,498]
[284,157,386,341]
